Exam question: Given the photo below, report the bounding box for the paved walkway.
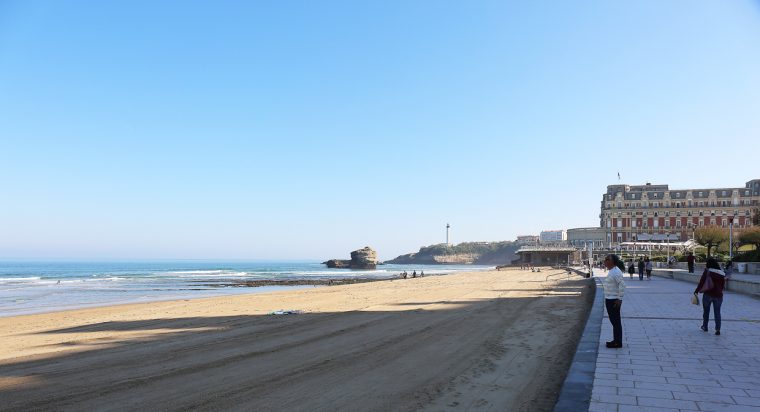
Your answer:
[590,270,760,412]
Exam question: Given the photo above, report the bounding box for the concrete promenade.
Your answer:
[589,269,760,411]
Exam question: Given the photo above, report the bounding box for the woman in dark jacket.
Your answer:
[694,258,726,335]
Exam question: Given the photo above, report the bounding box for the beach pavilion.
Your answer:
[516,245,576,267]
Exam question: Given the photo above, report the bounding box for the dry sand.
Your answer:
[0,268,593,411]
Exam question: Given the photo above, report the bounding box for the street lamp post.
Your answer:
[729,217,734,260]
[666,233,670,266]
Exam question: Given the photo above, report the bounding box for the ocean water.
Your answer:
[0,261,492,317]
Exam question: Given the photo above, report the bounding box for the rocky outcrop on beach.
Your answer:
[323,246,378,269]
[386,242,520,265]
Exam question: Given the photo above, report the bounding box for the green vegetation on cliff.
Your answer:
[386,241,520,265]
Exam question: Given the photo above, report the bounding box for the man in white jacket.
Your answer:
[603,254,626,348]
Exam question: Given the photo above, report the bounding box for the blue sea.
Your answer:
[0,261,492,317]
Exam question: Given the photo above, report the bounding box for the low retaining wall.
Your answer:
[553,270,602,412]
[652,270,760,296]
[665,262,760,275]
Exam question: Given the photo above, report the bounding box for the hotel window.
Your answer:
[688,201,693,207]
[722,220,727,227]
[699,201,704,207]
[676,220,682,228]
[699,191,703,197]
[699,219,704,226]
[710,218,716,225]
[722,190,727,196]
[676,193,681,198]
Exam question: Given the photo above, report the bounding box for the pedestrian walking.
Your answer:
[687,252,695,273]
[603,254,625,348]
[694,258,726,335]
[637,257,645,281]
[627,259,635,279]
[645,257,652,280]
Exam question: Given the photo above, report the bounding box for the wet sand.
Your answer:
[0,268,593,411]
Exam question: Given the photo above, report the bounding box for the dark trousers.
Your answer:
[688,263,694,273]
[605,299,623,344]
[702,294,723,331]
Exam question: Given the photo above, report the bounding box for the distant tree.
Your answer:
[694,226,727,258]
[739,226,760,251]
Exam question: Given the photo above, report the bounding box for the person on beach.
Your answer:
[694,257,726,335]
[645,257,652,280]
[412,271,417,278]
[637,257,645,280]
[603,254,625,348]
[687,252,695,273]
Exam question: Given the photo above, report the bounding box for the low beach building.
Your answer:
[539,230,566,243]
[517,245,575,266]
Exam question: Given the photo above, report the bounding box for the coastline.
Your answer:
[0,267,592,411]
[0,260,491,317]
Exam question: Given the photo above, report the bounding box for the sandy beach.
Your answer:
[0,268,592,411]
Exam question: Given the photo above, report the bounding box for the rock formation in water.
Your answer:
[323,246,378,269]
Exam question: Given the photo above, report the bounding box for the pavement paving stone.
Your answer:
[590,268,760,412]
[618,405,680,412]
[672,391,737,403]
[589,401,619,412]
[617,387,675,399]
[636,396,699,410]
[696,402,760,412]
[592,393,637,405]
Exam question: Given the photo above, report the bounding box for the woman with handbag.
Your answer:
[694,258,726,335]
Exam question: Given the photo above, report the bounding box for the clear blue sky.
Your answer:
[1,1,759,260]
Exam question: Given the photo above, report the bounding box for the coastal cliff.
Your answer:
[324,246,378,269]
[386,242,520,265]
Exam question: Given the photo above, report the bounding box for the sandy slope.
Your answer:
[0,268,593,411]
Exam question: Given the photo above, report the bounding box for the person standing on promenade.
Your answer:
[687,252,695,273]
[637,257,645,281]
[694,257,726,335]
[628,259,635,279]
[603,254,626,348]
[645,257,652,280]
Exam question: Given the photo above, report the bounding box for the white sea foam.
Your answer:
[0,276,42,283]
